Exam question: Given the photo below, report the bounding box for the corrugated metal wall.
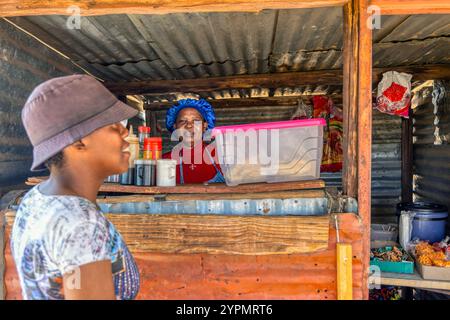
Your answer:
[371,110,402,222]
[413,81,450,230]
[0,19,80,195]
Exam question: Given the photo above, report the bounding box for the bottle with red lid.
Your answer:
[143,137,162,160]
[138,126,151,158]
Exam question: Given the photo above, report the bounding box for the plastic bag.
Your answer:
[376,71,413,118]
[399,210,416,251]
[290,99,313,120]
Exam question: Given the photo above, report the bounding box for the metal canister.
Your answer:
[105,174,120,183]
[135,159,156,186]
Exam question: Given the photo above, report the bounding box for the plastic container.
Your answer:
[120,126,139,185]
[371,224,398,242]
[157,159,177,187]
[138,126,151,158]
[144,137,163,160]
[211,118,326,186]
[396,202,448,243]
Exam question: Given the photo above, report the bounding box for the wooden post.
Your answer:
[342,2,358,198]
[343,0,372,299]
[357,0,372,300]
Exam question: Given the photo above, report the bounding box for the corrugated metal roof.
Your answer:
[8,10,450,92]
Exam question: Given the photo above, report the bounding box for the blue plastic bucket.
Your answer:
[396,202,448,243]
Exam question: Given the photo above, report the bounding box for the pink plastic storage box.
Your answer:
[211,118,326,186]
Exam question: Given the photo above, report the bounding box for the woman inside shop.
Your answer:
[11,75,140,300]
[162,98,225,184]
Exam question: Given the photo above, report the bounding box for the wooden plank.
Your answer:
[356,0,373,300]
[146,96,321,110]
[371,0,450,15]
[4,210,329,255]
[0,0,349,17]
[376,271,450,291]
[107,65,450,96]
[26,176,326,194]
[107,70,344,96]
[401,109,413,202]
[337,243,353,300]
[103,180,325,194]
[107,214,330,255]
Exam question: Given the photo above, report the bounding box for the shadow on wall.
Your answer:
[0,19,84,196]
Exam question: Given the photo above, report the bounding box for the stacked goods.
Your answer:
[370,245,414,274]
[371,246,412,263]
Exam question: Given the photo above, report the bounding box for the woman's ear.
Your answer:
[203,121,208,132]
[71,140,86,150]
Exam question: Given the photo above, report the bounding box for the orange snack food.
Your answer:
[415,241,450,268]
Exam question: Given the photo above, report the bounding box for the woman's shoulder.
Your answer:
[18,185,106,229]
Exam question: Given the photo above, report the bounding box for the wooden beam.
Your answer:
[145,96,344,110]
[105,65,450,96]
[356,0,372,300]
[371,0,450,15]
[106,214,330,255]
[3,209,329,255]
[0,0,348,17]
[106,70,344,95]
[342,2,358,199]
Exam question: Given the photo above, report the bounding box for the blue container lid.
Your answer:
[396,202,448,218]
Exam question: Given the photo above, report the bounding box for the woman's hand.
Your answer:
[63,260,116,300]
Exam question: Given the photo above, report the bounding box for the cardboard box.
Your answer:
[416,262,450,281]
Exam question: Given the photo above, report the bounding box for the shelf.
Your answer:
[371,270,450,291]
[26,176,325,195]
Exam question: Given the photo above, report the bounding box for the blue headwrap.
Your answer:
[165,98,216,132]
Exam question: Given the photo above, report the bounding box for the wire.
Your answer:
[2,17,103,82]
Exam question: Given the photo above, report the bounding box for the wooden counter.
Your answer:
[26,176,325,194]
[2,210,365,300]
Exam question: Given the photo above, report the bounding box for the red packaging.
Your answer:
[376,71,412,118]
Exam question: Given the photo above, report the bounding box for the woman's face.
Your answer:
[174,108,207,147]
[65,122,130,177]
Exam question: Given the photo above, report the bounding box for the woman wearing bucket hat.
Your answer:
[11,75,140,300]
[162,98,225,184]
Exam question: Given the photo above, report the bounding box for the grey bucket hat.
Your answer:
[21,74,139,171]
